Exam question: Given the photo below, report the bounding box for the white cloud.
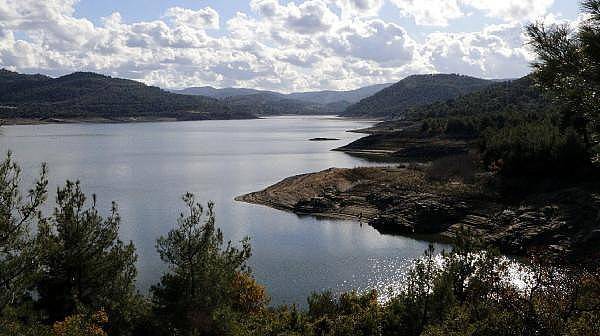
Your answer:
[164,7,220,30]
[330,0,384,17]
[250,0,338,34]
[391,0,464,26]
[322,19,419,65]
[423,23,531,78]
[391,0,554,26]
[463,0,554,22]
[0,0,572,91]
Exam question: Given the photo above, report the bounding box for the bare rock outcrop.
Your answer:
[236,166,600,262]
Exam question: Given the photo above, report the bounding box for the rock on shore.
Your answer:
[237,166,600,263]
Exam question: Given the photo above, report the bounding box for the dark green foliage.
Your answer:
[222,93,340,116]
[36,181,140,334]
[342,74,494,118]
[369,72,591,178]
[0,70,254,121]
[417,76,555,137]
[0,152,47,309]
[481,122,588,176]
[150,193,254,335]
[236,239,600,336]
[411,77,550,120]
[527,0,600,162]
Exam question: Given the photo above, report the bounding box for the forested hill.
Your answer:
[172,86,275,99]
[365,76,552,135]
[173,83,392,105]
[0,70,254,121]
[341,74,495,118]
[172,82,392,115]
[221,92,344,115]
[407,76,551,119]
[287,83,392,104]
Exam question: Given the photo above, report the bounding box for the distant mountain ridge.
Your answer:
[171,83,393,115]
[173,86,277,99]
[0,70,254,121]
[341,74,496,118]
[222,92,337,116]
[0,70,511,122]
[287,83,393,104]
[172,83,392,105]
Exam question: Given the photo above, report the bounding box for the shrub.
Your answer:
[480,122,588,176]
[426,154,478,183]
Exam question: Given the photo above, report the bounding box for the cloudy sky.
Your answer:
[0,0,581,92]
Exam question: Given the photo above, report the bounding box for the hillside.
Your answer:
[341,74,495,118]
[337,76,552,160]
[0,70,254,122]
[172,82,391,115]
[173,83,390,105]
[287,83,392,104]
[171,86,277,99]
[221,92,341,115]
[407,76,549,120]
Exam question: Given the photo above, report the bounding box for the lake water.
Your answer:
[0,116,447,306]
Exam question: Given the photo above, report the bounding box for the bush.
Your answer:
[481,122,588,176]
[426,154,478,183]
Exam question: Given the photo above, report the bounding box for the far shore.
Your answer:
[0,115,383,126]
[0,117,184,126]
[0,115,262,126]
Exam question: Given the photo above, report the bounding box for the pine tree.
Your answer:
[0,152,47,309]
[36,181,140,334]
[151,193,256,335]
[526,0,600,163]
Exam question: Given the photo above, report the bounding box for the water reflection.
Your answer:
[0,116,448,306]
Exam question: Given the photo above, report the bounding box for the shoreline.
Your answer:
[0,114,376,126]
[0,115,261,126]
[1,117,180,126]
[236,165,599,265]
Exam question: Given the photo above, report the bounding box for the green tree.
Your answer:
[36,181,140,335]
[0,152,47,309]
[151,193,257,335]
[527,0,600,162]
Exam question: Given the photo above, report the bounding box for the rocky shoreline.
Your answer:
[237,165,600,264]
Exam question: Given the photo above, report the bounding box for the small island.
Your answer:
[308,137,340,141]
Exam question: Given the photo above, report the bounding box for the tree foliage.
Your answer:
[0,152,47,309]
[36,181,140,334]
[150,193,264,335]
[481,122,588,176]
[527,0,600,162]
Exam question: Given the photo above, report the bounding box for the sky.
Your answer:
[0,0,582,92]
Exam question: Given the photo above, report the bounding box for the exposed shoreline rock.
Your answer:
[237,166,600,264]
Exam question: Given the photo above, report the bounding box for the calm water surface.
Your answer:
[0,116,447,306]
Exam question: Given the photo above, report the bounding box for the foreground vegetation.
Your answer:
[0,154,598,336]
